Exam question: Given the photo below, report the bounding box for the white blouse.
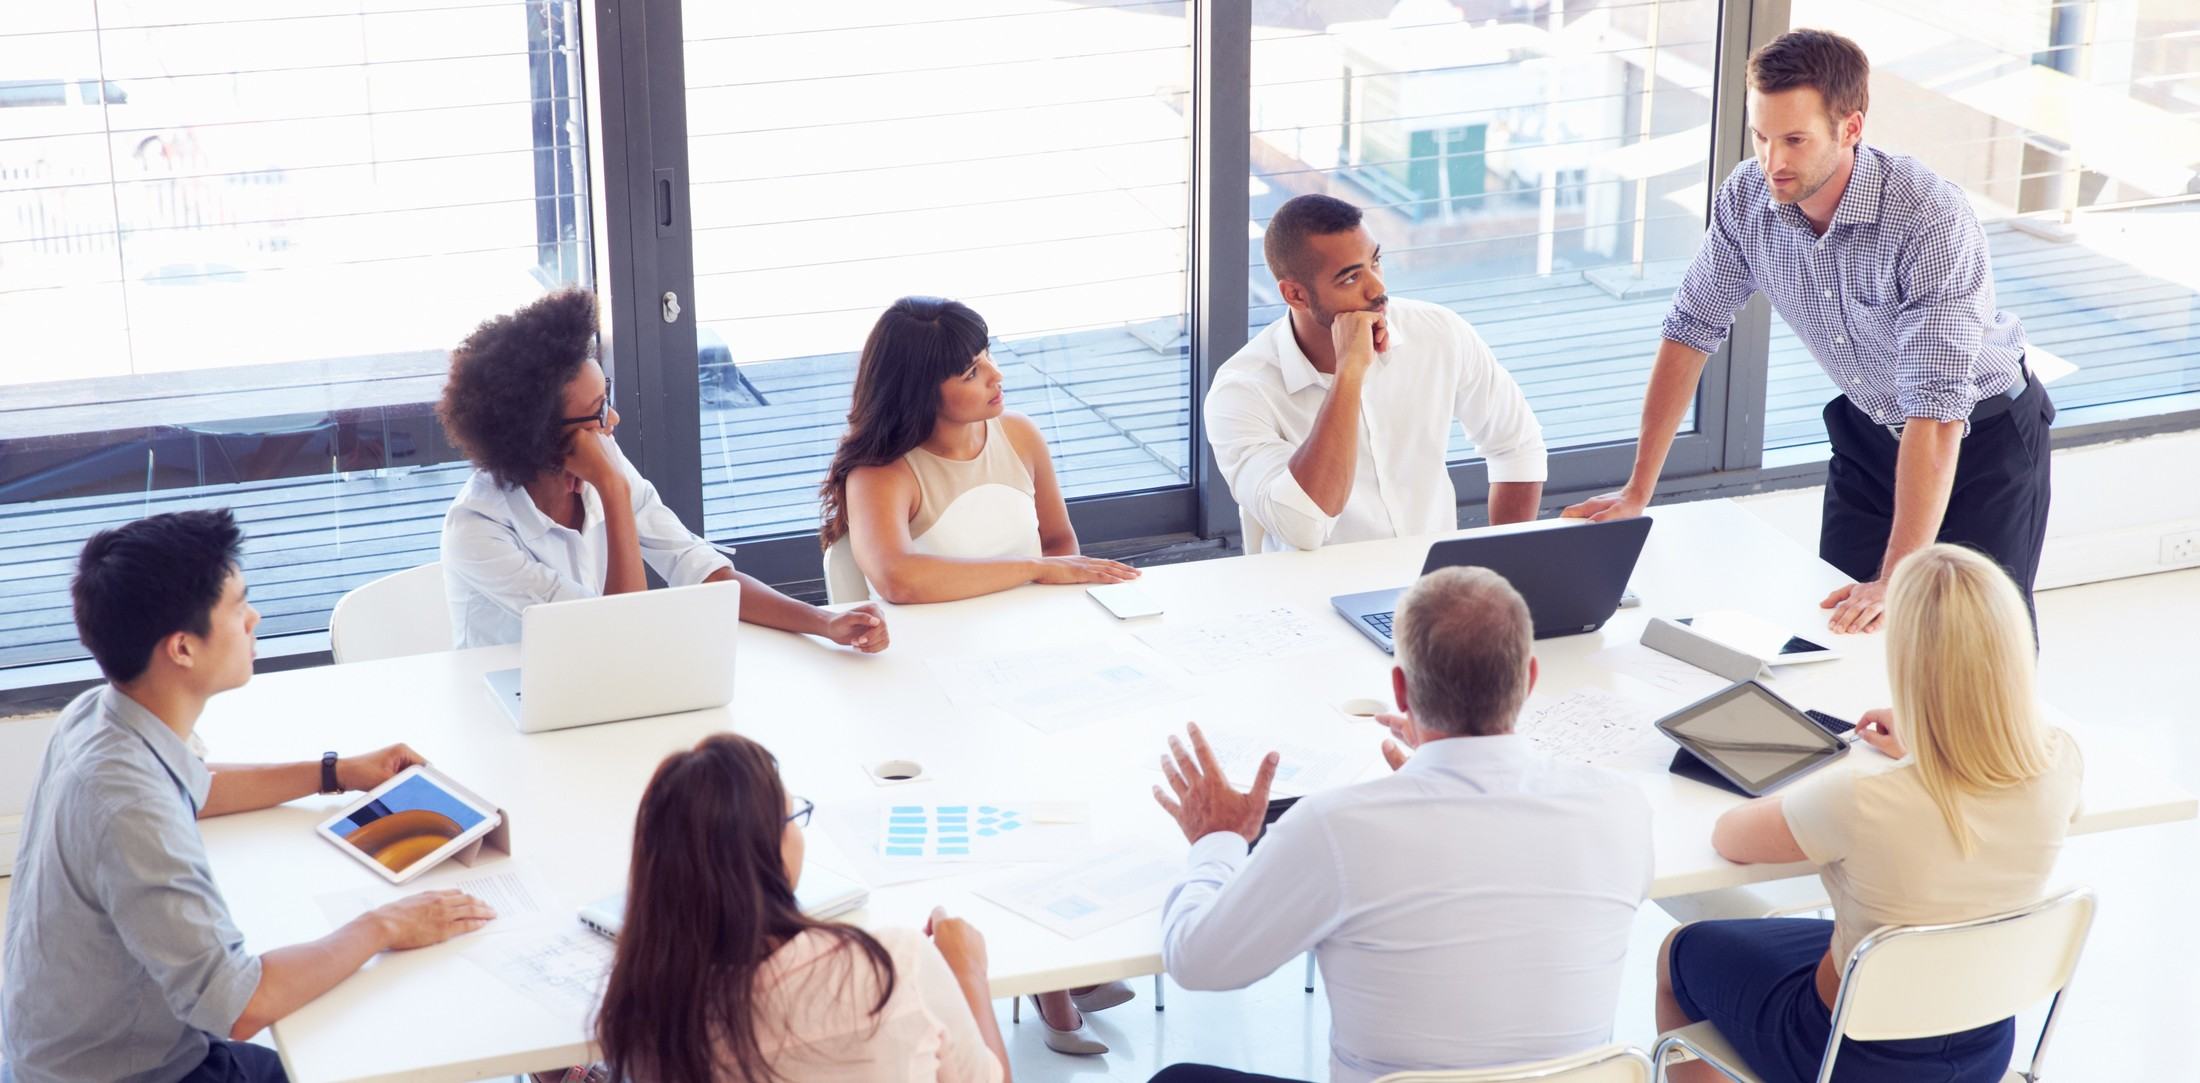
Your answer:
[438,440,731,648]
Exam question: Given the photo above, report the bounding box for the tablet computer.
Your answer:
[1654,681,1847,797]
[316,765,503,885]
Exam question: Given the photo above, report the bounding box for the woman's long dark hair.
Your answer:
[818,297,991,548]
[595,734,894,1083]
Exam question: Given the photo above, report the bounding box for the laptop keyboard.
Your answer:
[1360,611,1395,638]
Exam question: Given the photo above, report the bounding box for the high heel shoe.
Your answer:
[1013,993,1108,1055]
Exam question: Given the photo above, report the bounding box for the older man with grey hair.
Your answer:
[1147,567,1654,1083]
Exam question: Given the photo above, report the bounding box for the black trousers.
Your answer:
[1819,375,2055,613]
[177,1040,289,1083]
[1149,1066,1305,1083]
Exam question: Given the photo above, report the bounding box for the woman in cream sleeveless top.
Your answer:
[902,415,1042,560]
[819,296,1139,609]
[817,297,1141,1056]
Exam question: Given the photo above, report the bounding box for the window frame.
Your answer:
[9,0,2200,698]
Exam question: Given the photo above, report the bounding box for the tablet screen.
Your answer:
[1662,685,1841,790]
[326,771,492,875]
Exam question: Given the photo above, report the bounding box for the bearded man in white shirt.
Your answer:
[1206,194,1548,552]
[1147,567,1652,1083]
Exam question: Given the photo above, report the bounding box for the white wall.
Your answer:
[1732,429,2200,589]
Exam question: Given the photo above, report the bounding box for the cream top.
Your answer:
[901,417,1042,561]
[1782,727,2085,964]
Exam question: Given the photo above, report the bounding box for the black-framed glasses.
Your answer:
[560,376,612,427]
[786,795,815,829]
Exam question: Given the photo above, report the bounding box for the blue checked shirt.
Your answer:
[1662,144,2026,427]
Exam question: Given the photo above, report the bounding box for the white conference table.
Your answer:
[175,498,2192,1082]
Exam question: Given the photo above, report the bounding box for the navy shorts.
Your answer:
[1668,919,2014,1083]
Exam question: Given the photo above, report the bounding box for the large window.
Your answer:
[1765,0,2200,452]
[0,0,589,667]
[8,0,2197,682]
[681,1,1195,542]
[1249,0,1719,459]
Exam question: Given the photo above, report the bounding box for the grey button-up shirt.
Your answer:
[2,686,262,1083]
[1661,144,2026,427]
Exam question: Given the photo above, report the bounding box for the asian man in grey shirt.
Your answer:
[1,510,495,1083]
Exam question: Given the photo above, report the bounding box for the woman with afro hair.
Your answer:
[435,288,887,652]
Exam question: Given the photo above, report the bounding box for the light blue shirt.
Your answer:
[1160,733,1653,1083]
[1,687,262,1083]
[1662,144,2026,427]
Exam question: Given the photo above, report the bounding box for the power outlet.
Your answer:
[2163,530,2200,567]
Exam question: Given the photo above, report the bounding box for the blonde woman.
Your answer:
[1655,544,2083,1083]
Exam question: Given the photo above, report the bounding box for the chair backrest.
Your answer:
[328,562,450,665]
[1373,1044,1653,1083]
[1238,506,1266,556]
[1834,887,2097,1042]
[822,535,870,606]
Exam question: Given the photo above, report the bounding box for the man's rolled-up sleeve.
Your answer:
[1661,169,1759,355]
[93,800,264,1038]
[1448,314,1548,484]
[1204,379,1340,552]
[1892,208,1993,426]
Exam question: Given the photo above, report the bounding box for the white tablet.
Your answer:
[316,765,503,885]
[1678,610,1840,665]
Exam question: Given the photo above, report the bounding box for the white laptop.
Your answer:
[483,579,740,733]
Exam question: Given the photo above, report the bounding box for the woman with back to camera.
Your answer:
[595,732,1011,1083]
[1656,543,2084,1083]
[819,295,1139,605]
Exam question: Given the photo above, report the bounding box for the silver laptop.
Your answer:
[484,579,740,733]
[1333,517,1654,654]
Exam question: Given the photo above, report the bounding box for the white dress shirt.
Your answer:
[1204,297,1548,553]
[1161,734,1653,1082]
[439,440,732,649]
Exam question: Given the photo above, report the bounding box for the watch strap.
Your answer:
[320,751,340,795]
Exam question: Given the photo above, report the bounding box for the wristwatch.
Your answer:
[320,751,341,795]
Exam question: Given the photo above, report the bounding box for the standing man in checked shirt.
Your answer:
[1565,29,2054,633]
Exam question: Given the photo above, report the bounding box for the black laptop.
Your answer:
[1331,517,1654,653]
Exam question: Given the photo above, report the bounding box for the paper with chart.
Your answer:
[975,845,1181,938]
[463,924,614,1021]
[930,643,1182,732]
[1132,607,1325,676]
[1517,689,1661,765]
[879,801,1087,869]
[314,861,555,932]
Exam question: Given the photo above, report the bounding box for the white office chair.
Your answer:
[1239,506,1266,556]
[328,562,450,664]
[1375,1043,1654,1082]
[1653,887,2097,1083]
[822,535,870,605]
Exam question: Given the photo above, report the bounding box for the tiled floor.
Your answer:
[1002,568,2200,1082]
